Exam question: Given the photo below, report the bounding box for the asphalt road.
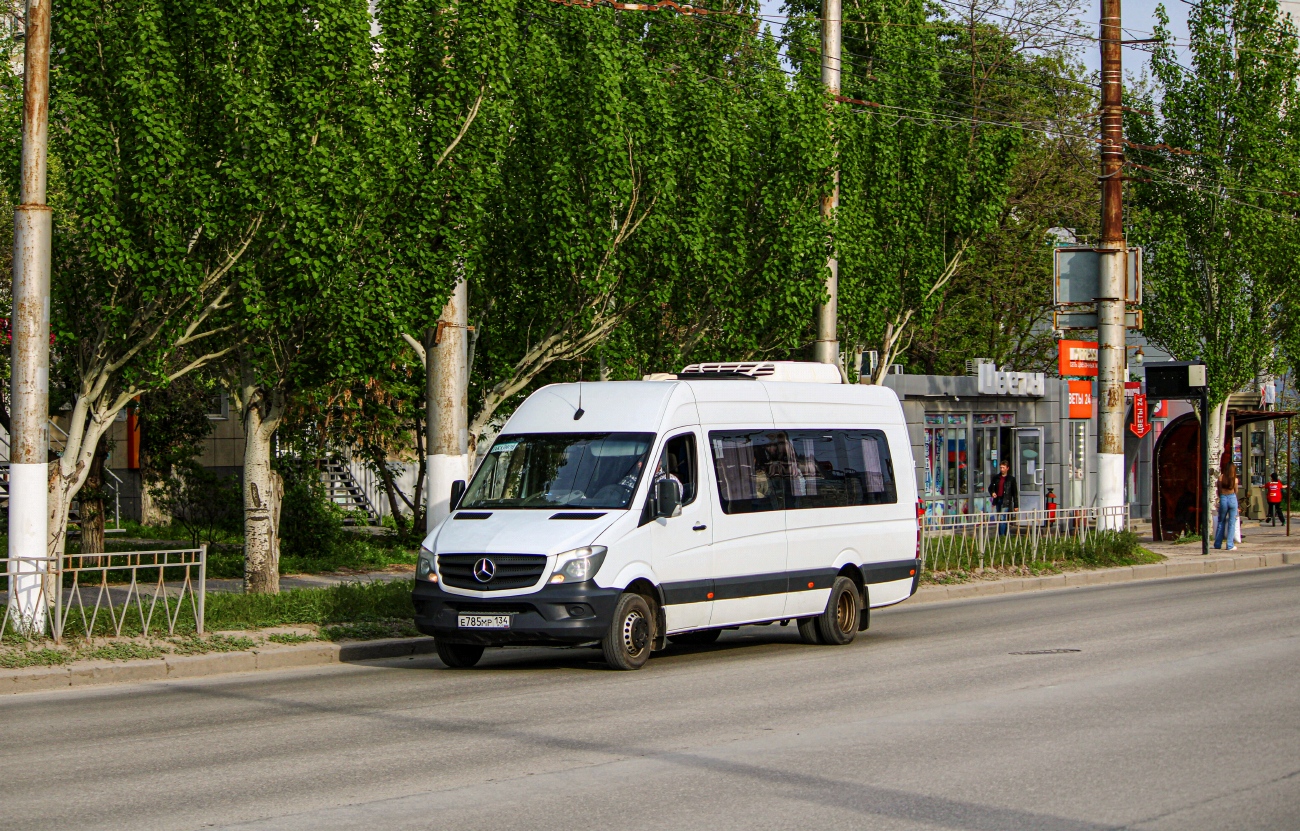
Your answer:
[4,568,1299,831]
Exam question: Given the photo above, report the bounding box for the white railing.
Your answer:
[920,505,1131,573]
[1,548,205,644]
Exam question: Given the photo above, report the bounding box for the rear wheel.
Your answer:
[797,617,824,645]
[602,592,654,670]
[815,577,860,645]
[435,640,485,668]
[668,628,721,646]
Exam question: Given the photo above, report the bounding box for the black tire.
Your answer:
[797,616,824,645]
[815,576,860,646]
[668,628,721,646]
[602,592,655,670]
[436,640,485,668]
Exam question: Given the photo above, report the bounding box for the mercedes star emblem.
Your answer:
[473,557,496,583]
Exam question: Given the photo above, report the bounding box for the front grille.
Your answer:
[438,553,547,591]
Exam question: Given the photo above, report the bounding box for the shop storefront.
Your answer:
[884,370,1104,518]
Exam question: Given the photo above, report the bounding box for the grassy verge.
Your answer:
[922,530,1164,585]
[0,580,419,671]
[9,526,419,579]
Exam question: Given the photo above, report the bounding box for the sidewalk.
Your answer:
[913,516,1300,604]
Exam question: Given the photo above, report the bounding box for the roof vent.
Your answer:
[679,361,842,384]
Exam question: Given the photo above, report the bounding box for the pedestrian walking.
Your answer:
[1265,472,1286,526]
[989,460,1019,536]
[1214,464,1240,551]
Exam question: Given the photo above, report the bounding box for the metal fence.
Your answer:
[1,547,206,644]
[920,506,1130,573]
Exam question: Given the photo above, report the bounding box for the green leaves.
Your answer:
[1128,0,1300,404]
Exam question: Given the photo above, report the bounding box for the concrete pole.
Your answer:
[1096,0,1127,527]
[424,279,469,534]
[813,0,841,366]
[9,0,53,632]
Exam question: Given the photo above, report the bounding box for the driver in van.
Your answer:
[653,452,684,502]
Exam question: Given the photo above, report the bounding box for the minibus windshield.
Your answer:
[462,433,656,510]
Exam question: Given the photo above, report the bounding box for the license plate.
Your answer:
[458,614,511,629]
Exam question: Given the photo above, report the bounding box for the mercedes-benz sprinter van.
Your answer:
[413,361,920,670]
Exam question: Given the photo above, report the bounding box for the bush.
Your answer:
[278,465,344,559]
[149,462,242,547]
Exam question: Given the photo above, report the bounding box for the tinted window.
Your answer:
[462,433,655,510]
[840,430,897,506]
[709,431,797,514]
[710,429,897,513]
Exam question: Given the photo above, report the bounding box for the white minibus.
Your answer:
[413,361,920,670]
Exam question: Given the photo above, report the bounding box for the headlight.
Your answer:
[416,546,437,582]
[549,546,607,584]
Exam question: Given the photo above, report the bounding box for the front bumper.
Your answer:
[412,580,621,646]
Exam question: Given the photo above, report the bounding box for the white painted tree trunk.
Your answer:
[241,393,283,594]
[426,281,470,534]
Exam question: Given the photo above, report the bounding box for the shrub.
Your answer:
[278,465,344,559]
[149,462,242,547]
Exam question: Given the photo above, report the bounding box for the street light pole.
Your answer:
[813,0,841,367]
[1097,0,1127,526]
[9,0,53,632]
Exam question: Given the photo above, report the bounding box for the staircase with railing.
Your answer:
[320,457,380,524]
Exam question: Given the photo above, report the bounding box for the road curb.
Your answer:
[0,636,439,695]
[911,550,1300,605]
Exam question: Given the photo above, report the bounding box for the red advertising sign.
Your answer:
[1130,394,1151,438]
[1151,398,1167,417]
[1068,380,1093,419]
[1058,339,1098,377]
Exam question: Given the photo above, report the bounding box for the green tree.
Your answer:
[468,3,829,439]
[803,0,1019,382]
[1127,0,1300,470]
[44,0,295,557]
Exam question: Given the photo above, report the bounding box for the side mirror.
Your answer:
[449,479,467,511]
[654,479,681,519]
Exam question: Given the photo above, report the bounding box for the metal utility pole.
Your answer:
[9,0,53,632]
[1096,0,1127,525]
[425,279,469,534]
[813,0,841,367]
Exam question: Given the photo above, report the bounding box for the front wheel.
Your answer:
[602,592,654,670]
[436,640,485,668]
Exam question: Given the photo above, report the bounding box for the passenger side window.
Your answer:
[709,431,793,514]
[841,430,898,505]
[787,431,852,509]
[657,433,697,505]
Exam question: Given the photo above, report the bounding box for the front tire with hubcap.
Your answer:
[602,592,654,670]
[436,640,485,668]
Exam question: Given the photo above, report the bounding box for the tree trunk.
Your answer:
[140,481,171,526]
[242,391,284,594]
[79,442,109,560]
[375,457,409,537]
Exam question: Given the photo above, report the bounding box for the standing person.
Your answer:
[1265,472,1286,526]
[1214,464,1240,551]
[988,459,1019,536]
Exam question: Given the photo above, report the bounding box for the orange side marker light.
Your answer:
[706,592,714,599]
[807,582,815,589]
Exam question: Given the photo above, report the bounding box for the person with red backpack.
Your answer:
[1265,473,1287,527]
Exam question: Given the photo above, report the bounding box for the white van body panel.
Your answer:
[869,576,915,607]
